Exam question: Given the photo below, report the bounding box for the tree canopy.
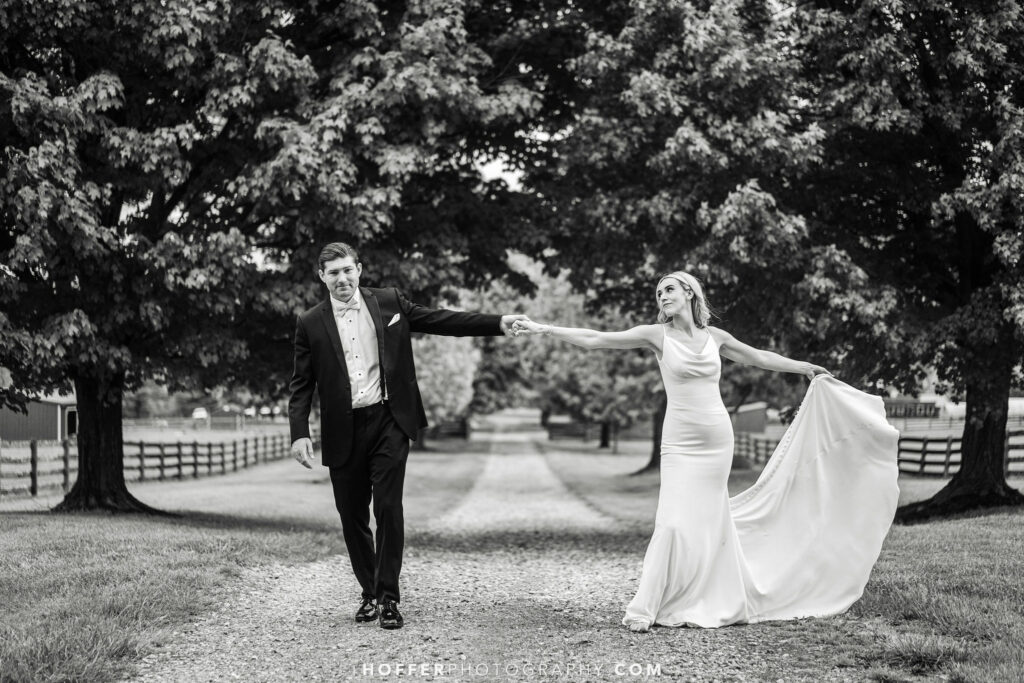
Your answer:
[528,0,1024,518]
[0,0,599,510]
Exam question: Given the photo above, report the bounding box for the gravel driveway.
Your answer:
[128,411,874,683]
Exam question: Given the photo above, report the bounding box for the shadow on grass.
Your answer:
[0,507,340,536]
[893,503,1024,526]
[408,527,651,556]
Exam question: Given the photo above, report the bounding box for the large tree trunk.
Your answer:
[897,327,1024,523]
[53,373,164,514]
[633,394,667,475]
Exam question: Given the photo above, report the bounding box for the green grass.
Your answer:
[543,444,1024,683]
[0,440,487,683]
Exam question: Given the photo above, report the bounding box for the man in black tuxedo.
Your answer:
[288,242,526,630]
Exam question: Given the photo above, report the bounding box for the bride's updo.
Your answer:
[657,271,713,328]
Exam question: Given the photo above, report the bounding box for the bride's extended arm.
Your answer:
[513,320,660,351]
[711,327,830,380]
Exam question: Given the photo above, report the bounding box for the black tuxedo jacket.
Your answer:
[288,286,502,467]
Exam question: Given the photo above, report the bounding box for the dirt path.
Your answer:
[128,410,865,682]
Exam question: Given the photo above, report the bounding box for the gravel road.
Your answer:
[127,411,876,683]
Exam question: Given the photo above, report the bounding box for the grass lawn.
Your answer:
[3,430,1023,682]
[0,440,487,683]
[544,443,1024,683]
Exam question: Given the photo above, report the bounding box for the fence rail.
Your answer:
[734,429,1024,477]
[886,414,1024,434]
[0,432,313,499]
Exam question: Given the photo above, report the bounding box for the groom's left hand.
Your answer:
[500,314,531,337]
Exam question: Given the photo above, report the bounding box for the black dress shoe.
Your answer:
[355,597,379,623]
[379,599,403,629]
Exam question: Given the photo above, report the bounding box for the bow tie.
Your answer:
[334,299,360,313]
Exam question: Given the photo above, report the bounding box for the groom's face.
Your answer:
[319,256,362,302]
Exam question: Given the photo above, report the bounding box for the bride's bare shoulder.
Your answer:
[707,326,734,341]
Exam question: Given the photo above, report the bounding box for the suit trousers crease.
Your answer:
[329,405,409,604]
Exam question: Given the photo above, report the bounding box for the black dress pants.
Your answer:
[329,402,409,603]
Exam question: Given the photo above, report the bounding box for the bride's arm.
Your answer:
[711,327,830,380]
[514,320,661,351]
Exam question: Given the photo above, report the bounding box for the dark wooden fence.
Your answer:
[735,429,1024,477]
[0,432,313,499]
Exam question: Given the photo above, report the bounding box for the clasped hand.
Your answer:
[511,320,546,336]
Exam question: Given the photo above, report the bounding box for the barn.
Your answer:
[0,393,78,442]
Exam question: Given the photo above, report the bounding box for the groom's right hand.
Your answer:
[291,438,314,469]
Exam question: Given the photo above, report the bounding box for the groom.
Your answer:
[288,242,526,630]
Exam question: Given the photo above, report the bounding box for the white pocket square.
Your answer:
[387,313,401,327]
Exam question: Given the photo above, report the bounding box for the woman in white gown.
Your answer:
[513,271,899,631]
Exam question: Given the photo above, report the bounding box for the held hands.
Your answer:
[291,437,314,469]
[511,319,548,337]
[499,314,531,337]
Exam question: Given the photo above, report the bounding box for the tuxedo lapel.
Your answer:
[361,287,386,340]
[320,301,348,376]
[361,287,389,396]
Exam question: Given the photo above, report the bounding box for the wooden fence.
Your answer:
[0,432,312,499]
[734,429,1024,477]
[886,413,1024,434]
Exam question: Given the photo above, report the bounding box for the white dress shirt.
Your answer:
[330,290,385,408]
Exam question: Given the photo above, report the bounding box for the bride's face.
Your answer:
[656,278,692,318]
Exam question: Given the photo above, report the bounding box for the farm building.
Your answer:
[0,393,78,441]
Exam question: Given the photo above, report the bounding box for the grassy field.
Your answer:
[2,434,1023,682]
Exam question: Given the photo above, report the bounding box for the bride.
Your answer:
[513,271,899,630]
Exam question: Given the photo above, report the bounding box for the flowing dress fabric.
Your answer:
[622,330,899,629]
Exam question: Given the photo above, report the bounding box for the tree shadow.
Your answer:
[407,527,650,555]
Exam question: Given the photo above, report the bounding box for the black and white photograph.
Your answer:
[1,1,1023,681]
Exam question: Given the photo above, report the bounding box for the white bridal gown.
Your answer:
[622,328,899,629]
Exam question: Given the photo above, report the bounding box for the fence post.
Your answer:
[919,437,928,474]
[192,441,200,478]
[30,440,38,497]
[176,442,184,480]
[158,443,166,480]
[232,441,238,471]
[207,443,213,476]
[220,442,227,474]
[1005,431,1011,479]
[943,438,953,477]
[262,436,268,463]
[242,438,248,468]
[139,443,146,481]
[63,439,71,492]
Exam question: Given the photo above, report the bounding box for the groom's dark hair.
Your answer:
[318,242,359,272]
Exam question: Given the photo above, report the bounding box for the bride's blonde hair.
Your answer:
[657,271,714,328]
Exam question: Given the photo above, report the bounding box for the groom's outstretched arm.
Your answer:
[398,289,527,337]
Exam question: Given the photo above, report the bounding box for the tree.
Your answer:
[793,0,1024,520]
[527,0,827,463]
[514,269,663,452]
[410,333,480,448]
[529,0,1024,519]
[0,0,595,511]
[1,0,321,512]
[457,255,540,416]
